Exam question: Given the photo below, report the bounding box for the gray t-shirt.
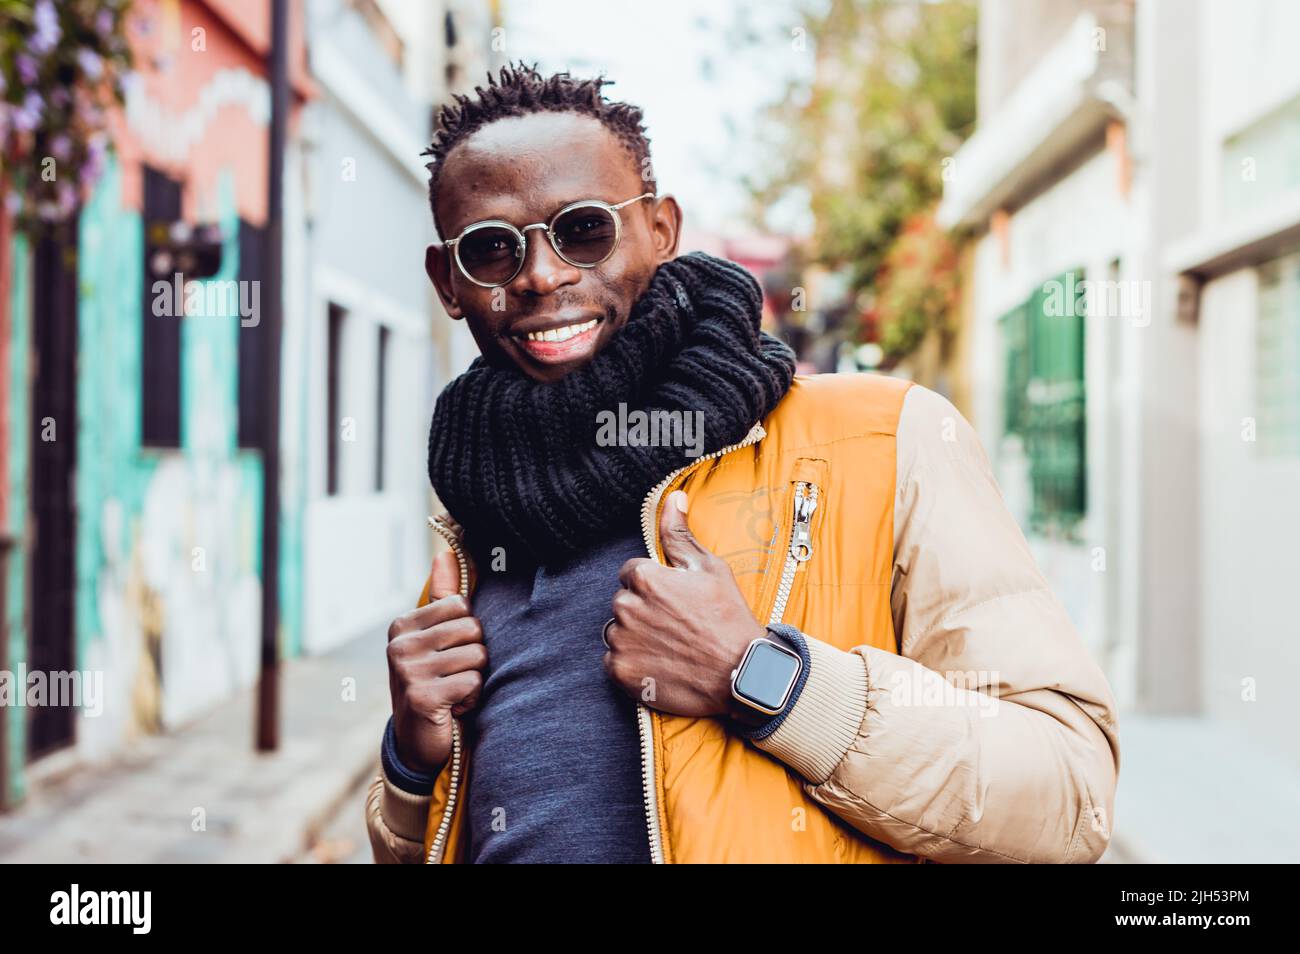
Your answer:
[463,531,652,863]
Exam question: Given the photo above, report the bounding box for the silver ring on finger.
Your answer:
[602,617,616,650]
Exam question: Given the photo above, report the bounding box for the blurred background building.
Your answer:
[0,0,498,824]
[1,0,1296,863]
[934,0,1300,863]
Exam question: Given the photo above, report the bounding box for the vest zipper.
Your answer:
[768,482,819,626]
[421,423,768,865]
[424,513,470,865]
[637,421,767,864]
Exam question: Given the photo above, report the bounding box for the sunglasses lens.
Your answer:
[552,205,618,265]
[458,226,522,285]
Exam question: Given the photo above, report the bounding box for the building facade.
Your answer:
[941,0,1300,861]
[1,0,496,807]
[293,0,489,655]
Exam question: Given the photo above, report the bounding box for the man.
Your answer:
[366,63,1119,864]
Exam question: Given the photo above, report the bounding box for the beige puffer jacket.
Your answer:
[367,383,1120,863]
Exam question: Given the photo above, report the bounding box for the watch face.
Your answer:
[735,640,801,712]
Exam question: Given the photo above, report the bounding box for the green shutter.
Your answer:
[1001,301,1030,436]
[1001,270,1087,533]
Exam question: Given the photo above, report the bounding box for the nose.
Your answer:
[510,224,581,295]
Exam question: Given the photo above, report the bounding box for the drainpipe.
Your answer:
[0,171,11,805]
[256,0,289,752]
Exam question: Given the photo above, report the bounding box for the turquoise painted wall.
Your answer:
[3,152,306,797]
[4,234,30,806]
[74,156,303,735]
[75,156,159,667]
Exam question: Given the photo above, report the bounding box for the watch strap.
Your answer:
[733,624,812,741]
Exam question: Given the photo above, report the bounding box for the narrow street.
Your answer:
[297,774,375,864]
[0,633,388,864]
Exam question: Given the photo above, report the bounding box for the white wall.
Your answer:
[1197,265,1300,767]
[292,0,504,655]
[301,265,434,654]
[1198,0,1300,223]
[1181,0,1300,763]
[967,148,1142,692]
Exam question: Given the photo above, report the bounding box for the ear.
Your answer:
[649,194,683,262]
[426,243,463,320]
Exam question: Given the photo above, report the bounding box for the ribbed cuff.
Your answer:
[378,770,434,843]
[753,634,869,784]
[381,716,440,796]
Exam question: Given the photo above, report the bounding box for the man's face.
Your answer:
[426,112,682,384]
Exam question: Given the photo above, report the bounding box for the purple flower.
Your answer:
[12,91,44,134]
[49,133,71,160]
[77,49,104,81]
[56,182,76,215]
[96,9,115,38]
[80,136,107,185]
[17,54,40,86]
[30,0,62,56]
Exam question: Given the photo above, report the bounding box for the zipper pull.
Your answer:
[789,482,818,562]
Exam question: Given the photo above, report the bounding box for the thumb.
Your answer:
[659,490,710,571]
[429,548,461,601]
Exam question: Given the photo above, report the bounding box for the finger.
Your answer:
[450,682,482,717]
[412,668,481,710]
[388,622,483,682]
[429,548,461,601]
[390,633,488,674]
[428,642,489,677]
[609,587,639,632]
[389,594,473,640]
[425,613,484,649]
[617,557,656,592]
[658,490,710,571]
[439,670,483,714]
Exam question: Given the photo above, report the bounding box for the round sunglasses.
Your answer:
[443,192,656,287]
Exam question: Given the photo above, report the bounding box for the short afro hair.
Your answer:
[423,62,655,237]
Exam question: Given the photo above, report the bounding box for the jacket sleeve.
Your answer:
[755,385,1120,863]
[366,771,433,864]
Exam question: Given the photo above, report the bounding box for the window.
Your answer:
[326,304,346,496]
[237,219,267,449]
[1256,254,1300,459]
[1221,94,1300,219]
[141,167,183,448]
[1001,269,1087,532]
[375,325,389,491]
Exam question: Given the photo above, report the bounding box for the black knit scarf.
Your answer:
[426,251,796,564]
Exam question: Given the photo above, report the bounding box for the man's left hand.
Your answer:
[604,490,766,717]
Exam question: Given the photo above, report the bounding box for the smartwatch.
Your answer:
[730,631,804,722]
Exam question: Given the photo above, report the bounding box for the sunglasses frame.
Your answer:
[444,192,656,288]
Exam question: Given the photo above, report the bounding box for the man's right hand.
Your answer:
[386,549,487,778]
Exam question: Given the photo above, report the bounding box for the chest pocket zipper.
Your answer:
[769,480,820,626]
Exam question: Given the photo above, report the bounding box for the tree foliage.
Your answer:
[752,0,976,360]
[0,0,133,232]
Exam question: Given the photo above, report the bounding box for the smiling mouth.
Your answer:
[511,316,603,363]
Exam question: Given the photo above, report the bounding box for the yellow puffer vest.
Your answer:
[419,372,916,863]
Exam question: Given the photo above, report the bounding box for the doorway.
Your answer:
[27,221,79,760]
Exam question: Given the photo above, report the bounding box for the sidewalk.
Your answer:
[0,632,388,863]
[1107,713,1300,864]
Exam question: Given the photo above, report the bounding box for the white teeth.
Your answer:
[523,318,597,343]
